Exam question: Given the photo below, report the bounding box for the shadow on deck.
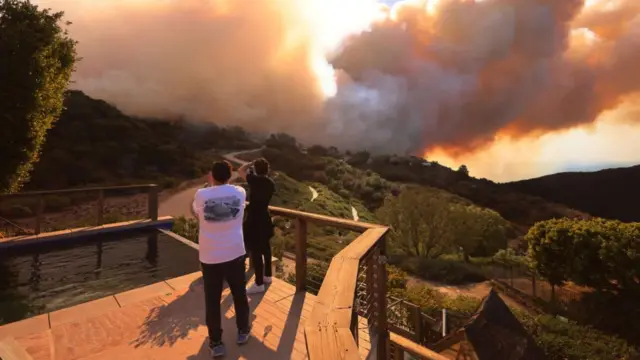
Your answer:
[0,273,315,360]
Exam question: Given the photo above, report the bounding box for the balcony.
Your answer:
[0,185,448,360]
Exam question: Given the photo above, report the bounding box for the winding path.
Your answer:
[309,186,318,202]
[351,206,359,221]
[159,148,320,218]
[158,149,261,218]
[159,148,360,221]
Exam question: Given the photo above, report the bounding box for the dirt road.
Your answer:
[158,148,261,218]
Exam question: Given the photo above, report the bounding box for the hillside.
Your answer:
[505,165,640,222]
[25,90,258,190]
[350,154,589,230]
[256,140,588,234]
[16,92,589,236]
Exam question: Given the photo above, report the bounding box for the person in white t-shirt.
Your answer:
[191,160,250,358]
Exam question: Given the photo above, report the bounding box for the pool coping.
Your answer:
[0,254,283,341]
[0,216,174,249]
[160,228,280,275]
[0,271,204,341]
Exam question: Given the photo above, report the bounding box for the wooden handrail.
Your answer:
[0,184,158,199]
[390,332,450,360]
[0,185,159,234]
[268,204,382,232]
[304,226,389,359]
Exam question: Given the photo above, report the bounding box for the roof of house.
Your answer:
[464,289,546,360]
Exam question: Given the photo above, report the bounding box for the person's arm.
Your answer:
[191,192,199,219]
[238,161,253,182]
[237,161,252,181]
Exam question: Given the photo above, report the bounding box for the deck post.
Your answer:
[412,304,423,344]
[376,238,389,360]
[97,189,104,225]
[147,185,159,221]
[394,344,404,360]
[34,195,44,235]
[295,218,307,292]
[531,273,537,298]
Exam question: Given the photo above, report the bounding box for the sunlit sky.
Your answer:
[32,0,640,182]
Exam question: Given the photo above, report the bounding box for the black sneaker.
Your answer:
[209,340,225,358]
[237,328,251,345]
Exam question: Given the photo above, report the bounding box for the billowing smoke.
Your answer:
[330,0,640,155]
[38,0,640,180]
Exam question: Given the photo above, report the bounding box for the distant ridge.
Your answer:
[505,164,640,222]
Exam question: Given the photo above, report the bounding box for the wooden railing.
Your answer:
[261,205,390,359]
[305,226,389,359]
[0,184,159,235]
[390,332,450,360]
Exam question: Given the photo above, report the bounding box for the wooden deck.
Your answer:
[0,272,333,360]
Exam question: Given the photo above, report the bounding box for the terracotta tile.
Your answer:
[10,277,316,360]
[49,296,120,327]
[0,314,50,339]
[164,272,202,291]
[14,330,53,360]
[115,282,175,307]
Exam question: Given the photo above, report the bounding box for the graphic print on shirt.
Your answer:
[203,196,242,222]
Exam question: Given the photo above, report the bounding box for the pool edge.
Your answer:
[0,216,174,249]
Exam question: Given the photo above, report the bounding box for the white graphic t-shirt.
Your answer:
[192,184,246,264]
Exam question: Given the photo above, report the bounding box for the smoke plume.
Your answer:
[38,0,640,180]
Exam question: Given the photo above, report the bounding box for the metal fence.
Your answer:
[481,260,583,307]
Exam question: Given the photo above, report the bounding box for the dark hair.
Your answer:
[211,161,232,183]
[253,158,270,176]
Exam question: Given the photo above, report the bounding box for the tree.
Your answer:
[526,218,640,296]
[264,133,298,151]
[449,205,508,262]
[526,219,575,293]
[376,187,455,258]
[457,164,469,177]
[0,0,77,193]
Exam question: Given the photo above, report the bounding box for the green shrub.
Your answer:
[519,313,639,360]
[172,216,199,242]
[393,257,486,285]
[43,195,72,211]
[1,204,32,218]
[393,284,639,360]
[387,265,408,290]
[493,248,529,266]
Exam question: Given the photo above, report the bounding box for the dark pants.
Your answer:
[250,242,272,286]
[201,256,250,343]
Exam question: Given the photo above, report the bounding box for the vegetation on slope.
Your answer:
[506,165,640,222]
[351,153,589,229]
[526,218,640,345]
[399,283,639,360]
[0,0,78,193]
[25,91,258,190]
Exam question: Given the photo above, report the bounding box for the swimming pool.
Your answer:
[0,229,199,325]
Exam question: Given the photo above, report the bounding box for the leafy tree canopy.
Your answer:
[0,0,77,193]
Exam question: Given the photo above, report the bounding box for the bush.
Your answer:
[493,248,529,266]
[387,265,408,290]
[394,284,639,360]
[1,204,32,218]
[43,195,72,211]
[520,313,639,360]
[172,216,199,242]
[393,257,487,285]
[527,218,640,293]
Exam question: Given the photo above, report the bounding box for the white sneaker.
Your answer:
[246,283,265,295]
[263,277,273,284]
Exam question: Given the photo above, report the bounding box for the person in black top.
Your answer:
[238,158,275,294]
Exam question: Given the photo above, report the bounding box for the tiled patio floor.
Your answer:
[0,272,317,359]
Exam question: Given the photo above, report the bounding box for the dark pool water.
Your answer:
[0,229,200,325]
